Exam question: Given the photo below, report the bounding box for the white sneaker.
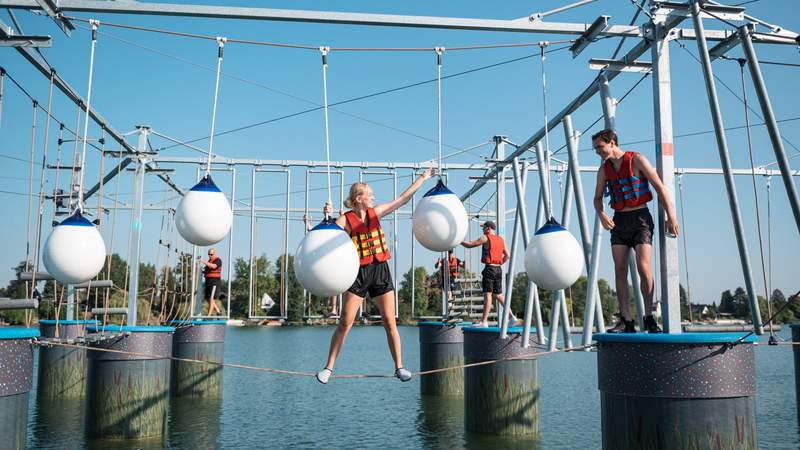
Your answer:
[509,313,518,324]
[395,367,412,382]
[474,321,489,328]
[316,368,332,384]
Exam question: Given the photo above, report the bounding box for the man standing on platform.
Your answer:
[461,220,515,328]
[198,248,224,316]
[592,129,678,333]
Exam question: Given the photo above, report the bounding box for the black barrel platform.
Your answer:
[169,320,226,398]
[463,326,539,436]
[0,327,39,450]
[418,321,470,397]
[37,319,97,398]
[85,324,175,440]
[595,332,758,450]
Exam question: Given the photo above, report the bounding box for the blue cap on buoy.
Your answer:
[534,217,568,235]
[422,179,455,197]
[190,174,222,192]
[310,216,345,232]
[59,209,94,227]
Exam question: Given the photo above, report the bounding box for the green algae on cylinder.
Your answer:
[169,320,226,398]
[0,328,39,450]
[85,325,174,440]
[463,326,539,436]
[419,321,467,397]
[37,320,96,399]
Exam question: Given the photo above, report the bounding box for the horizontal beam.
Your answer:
[72,280,113,289]
[0,298,38,310]
[0,0,768,43]
[91,307,127,315]
[148,155,492,170]
[0,34,52,47]
[19,271,53,280]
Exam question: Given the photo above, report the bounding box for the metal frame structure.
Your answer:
[3,0,798,345]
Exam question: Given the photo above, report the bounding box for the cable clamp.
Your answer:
[319,46,330,65]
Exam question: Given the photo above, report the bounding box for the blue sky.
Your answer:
[1,0,798,307]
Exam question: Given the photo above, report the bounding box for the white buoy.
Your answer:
[294,220,360,297]
[525,219,584,290]
[412,180,468,252]
[175,174,233,246]
[42,211,106,284]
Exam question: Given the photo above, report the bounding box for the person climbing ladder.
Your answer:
[316,168,434,384]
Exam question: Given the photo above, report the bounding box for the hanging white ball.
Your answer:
[294,220,360,297]
[412,180,468,252]
[525,219,585,291]
[175,175,233,246]
[42,211,106,284]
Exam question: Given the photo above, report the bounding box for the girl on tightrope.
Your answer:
[316,168,434,384]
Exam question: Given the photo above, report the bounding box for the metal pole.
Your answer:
[191,167,200,317]
[226,168,235,317]
[284,170,290,320]
[581,214,604,345]
[393,171,399,317]
[599,74,646,328]
[502,165,529,329]
[739,24,800,235]
[650,13,681,333]
[690,2,762,333]
[410,178,416,318]
[495,136,506,238]
[548,167,574,351]
[126,127,149,326]
[66,285,75,320]
[248,168,256,319]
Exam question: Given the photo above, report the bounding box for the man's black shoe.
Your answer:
[607,317,635,333]
[644,315,662,333]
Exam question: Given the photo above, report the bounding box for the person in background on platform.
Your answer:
[198,248,224,316]
[315,167,434,384]
[592,129,678,333]
[460,220,515,328]
[304,213,341,319]
[434,249,465,302]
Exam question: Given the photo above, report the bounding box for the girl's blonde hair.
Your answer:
[344,182,369,209]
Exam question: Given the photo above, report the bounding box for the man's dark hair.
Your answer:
[591,129,618,146]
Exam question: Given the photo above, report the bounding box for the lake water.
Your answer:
[24,326,800,449]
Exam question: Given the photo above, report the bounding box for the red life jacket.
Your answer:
[204,256,222,278]
[345,208,391,267]
[481,233,505,265]
[441,255,459,278]
[603,151,653,211]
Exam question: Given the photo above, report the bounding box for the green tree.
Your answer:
[398,266,429,321]
[719,290,735,314]
[229,254,278,319]
[275,254,304,322]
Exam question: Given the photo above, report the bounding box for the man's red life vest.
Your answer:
[481,234,505,265]
[204,256,222,278]
[603,151,653,211]
[345,208,391,267]
[441,255,459,278]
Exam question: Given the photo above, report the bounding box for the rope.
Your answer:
[737,59,773,337]
[539,42,553,218]
[32,337,595,379]
[320,46,333,211]
[731,290,800,346]
[677,174,693,322]
[436,47,444,174]
[206,37,226,175]
[0,67,4,125]
[30,70,56,299]
[24,99,37,304]
[77,20,99,211]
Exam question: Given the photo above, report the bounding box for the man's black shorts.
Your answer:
[611,207,654,248]
[440,276,457,292]
[481,265,503,294]
[347,261,394,298]
[204,277,222,300]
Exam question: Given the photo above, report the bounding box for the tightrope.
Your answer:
[33,338,595,380]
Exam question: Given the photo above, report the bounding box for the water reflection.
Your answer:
[168,397,222,450]
[31,397,86,449]
[416,395,465,448]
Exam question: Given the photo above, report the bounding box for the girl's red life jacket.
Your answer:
[603,151,653,211]
[481,234,505,265]
[345,208,391,267]
[204,257,222,278]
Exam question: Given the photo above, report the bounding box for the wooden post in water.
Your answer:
[463,326,539,435]
[418,321,467,397]
[596,333,758,449]
[37,320,96,398]
[0,328,39,450]
[170,320,226,398]
[792,325,800,419]
[85,325,174,439]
